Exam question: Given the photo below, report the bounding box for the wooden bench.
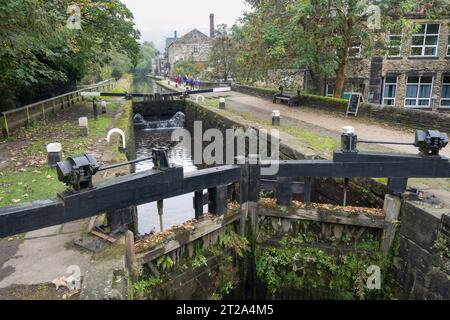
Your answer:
[273,92,300,107]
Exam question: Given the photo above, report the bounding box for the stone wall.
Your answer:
[299,94,450,133]
[168,29,210,67]
[397,200,450,299]
[231,84,278,101]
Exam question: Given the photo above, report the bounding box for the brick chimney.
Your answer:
[174,31,177,39]
[210,13,215,38]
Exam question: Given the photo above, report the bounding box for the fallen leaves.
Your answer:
[135,218,201,253]
[259,198,384,217]
[52,276,69,290]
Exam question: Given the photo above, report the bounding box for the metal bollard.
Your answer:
[219,97,226,109]
[79,117,89,136]
[341,126,357,153]
[47,143,62,168]
[272,110,281,126]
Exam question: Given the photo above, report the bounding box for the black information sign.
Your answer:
[346,93,363,116]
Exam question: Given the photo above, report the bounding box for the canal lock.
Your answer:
[125,77,407,300]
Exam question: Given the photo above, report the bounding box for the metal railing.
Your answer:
[1,79,116,138]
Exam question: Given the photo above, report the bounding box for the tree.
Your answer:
[173,60,203,77]
[0,0,141,111]
[241,0,449,97]
[133,42,157,77]
[208,24,238,81]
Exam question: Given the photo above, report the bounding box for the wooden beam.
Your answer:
[137,212,240,264]
[258,207,387,229]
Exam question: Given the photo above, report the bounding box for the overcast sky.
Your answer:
[120,0,251,52]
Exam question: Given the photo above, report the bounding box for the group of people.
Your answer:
[174,74,201,90]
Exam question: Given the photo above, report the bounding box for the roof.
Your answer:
[165,37,177,51]
[167,29,210,50]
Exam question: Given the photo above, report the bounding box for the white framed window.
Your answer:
[405,76,434,108]
[349,46,361,58]
[441,76,450,108]
[326,84,334,97]
[447,35,450,56]
[382,76,398,106]
[387,35,402,57]
[410,23,440,57]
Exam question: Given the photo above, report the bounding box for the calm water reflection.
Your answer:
[133,77,198,235]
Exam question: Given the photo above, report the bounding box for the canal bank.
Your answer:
[0,75,136,300]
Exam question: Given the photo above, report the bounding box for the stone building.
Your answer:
[166,14,215,73]
[325,17,450,111]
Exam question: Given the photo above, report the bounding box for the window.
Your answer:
[349,46,361,58]
[326,84,334,97]
[193,45,199,53]
[383,76,398,106]
[441,76,450,107]
[447,35,450,56]
[410,23,440,57]
[405,76,433,108]
[387,35,402,57]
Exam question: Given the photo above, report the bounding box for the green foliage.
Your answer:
[133,42,157,77]
[433,237,450,260]
[192,255,208,268]
[173,60,204,77]
[132,276,162,293]
[0,0,140,111]
[132,276,162,300]
[156,255,174,271]
[256,233,394,299]
[238,0,449,94]
[208,24,238,81]
[220,281,236,297]
[219,227,250,258]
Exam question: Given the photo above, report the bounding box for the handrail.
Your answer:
[1,78,116,137]
[1,78,115,116]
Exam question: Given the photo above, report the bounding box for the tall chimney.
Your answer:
[210,13,215,38]
[174,31,177,39]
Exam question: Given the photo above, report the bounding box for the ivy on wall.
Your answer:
[256,231,395,300]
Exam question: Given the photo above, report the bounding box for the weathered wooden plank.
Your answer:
[276,177,293,206]
[260,179,304,194]
[381,195,401,255]
[0,165,241,238]
[91,230,117,243]
[258,207,387,229]
[137,212,241,264]
[268,159,450,178]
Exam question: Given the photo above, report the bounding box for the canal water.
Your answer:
[132,76,198,235]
